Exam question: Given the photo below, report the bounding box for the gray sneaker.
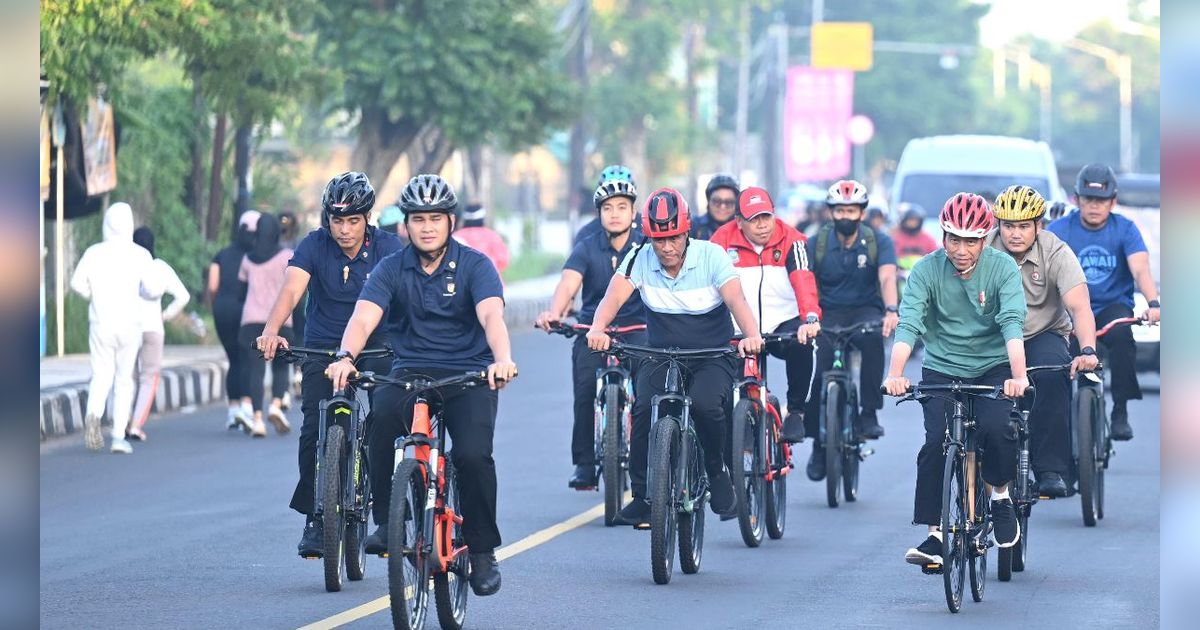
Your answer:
[84,414,104,451]
[110,437,133,454]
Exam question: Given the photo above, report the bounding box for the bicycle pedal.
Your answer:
[859,448,875,460]
[921,564,943,575]
[633,522,651,531]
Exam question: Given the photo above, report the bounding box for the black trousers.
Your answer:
[768,317,816,411]
[803,306,885,439]
[237,324,293,412]
[629,355,737,501]
[369,367,501,553]
[213,296,244,401]
[289,351,391,517]
[570,331,647,466]
[913,365,1019,526]
[1086,303,1142,405]
[1025,331,1072,475]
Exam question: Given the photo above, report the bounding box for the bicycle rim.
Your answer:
[941,446,965,613]
[321,425,346,593]
[388,459,429,630]
[650,419,680,585]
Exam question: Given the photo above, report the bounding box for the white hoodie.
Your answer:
[70,203,164,333]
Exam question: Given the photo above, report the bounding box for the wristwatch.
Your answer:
[805,314,820,325]
[885,305,899,314]
[1147,299,1160,308]
[1079,346,1096,356]
[334,350,355,363]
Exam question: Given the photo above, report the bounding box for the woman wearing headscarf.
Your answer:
[128,227,190,441]
[237,213,295,437]
[208,210,260,431]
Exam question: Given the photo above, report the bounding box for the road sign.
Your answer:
[784,67,853,182]
[846,115,875,145]
[811,22,874,71]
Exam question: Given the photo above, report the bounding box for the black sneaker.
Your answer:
[364,523,388,555]
[859,411,884,440]
[568,464,598,490]
[708,467,738,520]
[1110,402,1133,441]
[615,499,651,528]
[297,519,323,558]
[806,441,826,481]
[905,534,943,566]
[1037,471,1069,497]
[468,552,501,596]
[992,498,1020,548]
[781,410,805,444]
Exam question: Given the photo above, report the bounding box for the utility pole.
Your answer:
[1065,39,1134,172]
[567,0,590,235]
[733,3,750,178]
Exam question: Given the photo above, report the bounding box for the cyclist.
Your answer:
[1048,163,1160,441]
[535,165,647,489]
[865,206,888,233]
[710,186,821,441]
[891,203,938,260]
[802,180,898,479]
[454,203,510,277]
[882,193,1027,566]
[989,185,1099,497]
[576,169,640,246]
[377,203,410,246]
[255,172,403,558]
[586,187,765,527]
[690,173,740,240]
[327,174,517,597]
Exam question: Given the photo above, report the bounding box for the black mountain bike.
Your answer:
[604,341,737,585]
[269,345,393,593]
[817,321,881,508]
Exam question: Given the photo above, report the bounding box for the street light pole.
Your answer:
[1065,38,1134,172]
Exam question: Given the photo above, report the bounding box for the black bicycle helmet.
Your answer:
[399,174,458,215]
[322,172,376,217]
[704,173,740,200]
[1075,163,1118,200]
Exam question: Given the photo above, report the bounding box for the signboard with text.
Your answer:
[784,67,854,182]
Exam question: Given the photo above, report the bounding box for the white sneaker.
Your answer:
[267,405,291,434]
[110,437,133,454]
[225,407,239,430]
[84,414,104,451]
[229,407,253,434]
[280,391,292,411]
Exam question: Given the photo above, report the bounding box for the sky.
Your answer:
[978,0,1159,47]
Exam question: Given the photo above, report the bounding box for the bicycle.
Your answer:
[268,345,393,593]
[603,341,738,585]
[351,370,509,630]
[729,333,794,547]
[888,382,1028,613]
[542,321,646,526]
[816,321,882,508]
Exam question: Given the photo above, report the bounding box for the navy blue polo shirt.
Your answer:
[807,227,897,311]
[289,226,403,347]
[359,239,504,371]
[564,231,646,325]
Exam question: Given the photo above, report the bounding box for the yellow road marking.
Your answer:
[297,497,618,630]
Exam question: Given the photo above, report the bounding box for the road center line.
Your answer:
[297,499,613,630]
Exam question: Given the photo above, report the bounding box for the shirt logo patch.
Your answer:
[444,279,457,297]
[1077,244,1117,285]
[857,254,867,268]
[979,291,987,308]
[773,249,782,262]
[1031,270,1041,282]
[727,248,739,262]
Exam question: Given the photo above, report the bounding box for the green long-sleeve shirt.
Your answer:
[894,247,1027,378]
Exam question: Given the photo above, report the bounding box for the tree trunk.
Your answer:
[233,124,253,226]
[622,118,648,186]
[407,125,456,178]
[351,105,421,191]
[206,113,227,240]
[188,77,207,227]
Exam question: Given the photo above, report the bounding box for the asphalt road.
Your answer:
[41,331,1161,629]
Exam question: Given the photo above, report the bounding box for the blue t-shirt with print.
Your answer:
[1047,212,1147,312]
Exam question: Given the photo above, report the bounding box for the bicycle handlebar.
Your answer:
[349,370,509,393]
[261,345,393,365]
[730,332,802,345]
[820,321,883,337]
[541,321,647,338]
[601,340,737,361]
[881,382,1034,401]
[1095,316,1152,338]
[1026,362,1104,375]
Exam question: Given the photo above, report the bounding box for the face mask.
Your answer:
[834,218,860,236]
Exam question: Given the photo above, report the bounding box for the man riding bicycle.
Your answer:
[1047,163,1160,441]
[255,172,403,558]
[535,165,647,489]
[709,186,821,440]
[586,187,765,527]
[882,193,1028,567]
[803,180,899,479]
[325,174,517,597]
[690,173,740,241]
[990,185,1099,497]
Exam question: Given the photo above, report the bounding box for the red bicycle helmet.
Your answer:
[641,187,691,238]
[939,193,994,238]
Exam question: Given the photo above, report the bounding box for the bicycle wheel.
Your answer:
[823,380,844,508]
[435,461,470,630]
[764,398,787,540]
[602,384,625,527]
[649,418,681,585]
[1075,386,1099,527]
[842,392,861,503]
[346,443,369,581]
[1012,507,1028,572]
[321,424,346,593]
[730,399,765,548]
[388,459,430,630]
[969,466,988,603]
[941,445,965,614]
[678,428,707,575]
[1095,399,1107,520]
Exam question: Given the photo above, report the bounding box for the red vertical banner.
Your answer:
[783,67,854,182]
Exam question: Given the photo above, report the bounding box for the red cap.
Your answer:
[737,187,775,220]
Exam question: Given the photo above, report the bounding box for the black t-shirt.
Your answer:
[212,245,247,303]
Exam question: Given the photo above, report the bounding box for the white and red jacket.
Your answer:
[710,218,821,334]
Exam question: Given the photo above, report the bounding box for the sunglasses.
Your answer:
[710,198,736,208]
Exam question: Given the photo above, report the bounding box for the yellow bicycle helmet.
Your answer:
[992,185,1046,221]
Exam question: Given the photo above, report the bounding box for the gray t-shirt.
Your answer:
[990,230,1086,339]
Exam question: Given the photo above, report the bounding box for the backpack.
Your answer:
[814,223,878,268]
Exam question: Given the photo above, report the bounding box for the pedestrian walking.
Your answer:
[208,210,259,432]
[237,213,295,437]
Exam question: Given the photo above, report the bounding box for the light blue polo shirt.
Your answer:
[617,238,737,348]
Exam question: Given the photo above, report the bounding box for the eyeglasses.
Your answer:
[710,199,736,208]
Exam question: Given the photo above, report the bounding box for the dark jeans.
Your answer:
[769,317,816,411]
[288,351,391,517]
[1025,331,1072,475]
[369,367,502,553]
[804,306,885,439]
[1082,303,1142,405]
[237,324,293,412]
[629,355,737,501]
[570,331,647,466]
[214,297,244,401]
[913,364,1019,526]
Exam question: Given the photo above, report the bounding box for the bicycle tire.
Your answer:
[941,445,965,614]
[321,424,346,593]
[603,384,625,527]
[435,461,470,630]
[650,418,681,585]
[388,459,429,630]
[678,428,706,575]
[346,443,369,581]
[1076,386,1099,527]
[730,399,765,548]
[824,380,844,508]
[1012,509,1028,572]
[843,391,861,503]
[764,398,786,540]
[969,463,987,603]
[1096,399,1107,520]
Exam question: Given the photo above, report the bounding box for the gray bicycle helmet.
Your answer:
[399,174,458,215]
